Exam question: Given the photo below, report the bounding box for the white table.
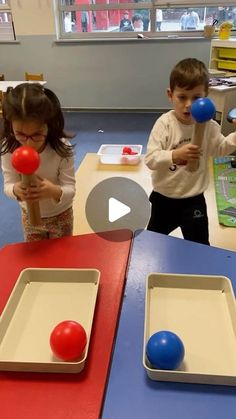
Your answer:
[73,153,236,251]
[0,81,46,92]
[209,84,236,136]
[73,153,152,235]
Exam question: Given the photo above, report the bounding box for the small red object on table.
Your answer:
[122,146,138,155]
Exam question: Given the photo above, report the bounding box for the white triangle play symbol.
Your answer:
[108,197,131,223]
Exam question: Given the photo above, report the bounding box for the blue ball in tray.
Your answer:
[191,97,216,123]
[146,330,185,370]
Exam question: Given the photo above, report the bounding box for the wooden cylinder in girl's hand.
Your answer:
[11,146,42,226]
[186,98,216,172]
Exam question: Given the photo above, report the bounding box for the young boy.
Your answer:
[145,58,236,245]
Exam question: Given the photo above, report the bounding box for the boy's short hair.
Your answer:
[169,58,209,94]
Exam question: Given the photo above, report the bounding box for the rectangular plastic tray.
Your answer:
[143,273,236,385]
[0,268,100,373]
[97,144,142,165]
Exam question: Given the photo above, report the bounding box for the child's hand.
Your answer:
[13,181,28,201]
[172,144,201,164]
[32,176,62,201]
[17,176,62,202]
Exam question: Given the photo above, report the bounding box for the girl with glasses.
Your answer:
[0,83,75,241]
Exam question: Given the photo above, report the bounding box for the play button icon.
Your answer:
[109,198,131,222]
[85,177,150,241]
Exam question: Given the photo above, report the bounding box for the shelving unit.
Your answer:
[209,38,236,74]
[208,39,236,135]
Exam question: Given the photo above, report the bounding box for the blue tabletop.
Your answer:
[102,230,236,419]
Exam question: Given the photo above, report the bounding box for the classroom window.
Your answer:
[0,0,15,41]
[55,1,236,39]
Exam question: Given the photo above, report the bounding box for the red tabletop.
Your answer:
[0,230,132,419]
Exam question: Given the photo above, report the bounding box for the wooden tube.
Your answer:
[22,174,42,226]
[186,122,206,172]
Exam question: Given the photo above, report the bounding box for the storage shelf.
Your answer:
[208,39,236,136]
[209,39,236,73]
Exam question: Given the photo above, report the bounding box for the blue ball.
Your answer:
[146,331,185,370]
[191,97,216,123]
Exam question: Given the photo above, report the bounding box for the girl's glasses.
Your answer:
[14,133,47,143]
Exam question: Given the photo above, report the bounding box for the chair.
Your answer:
[0,74,5,81]
[25,72,44,81]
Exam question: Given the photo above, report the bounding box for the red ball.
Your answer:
[50,320,87,361]
[122,146,132,155]
[11,146,40,175]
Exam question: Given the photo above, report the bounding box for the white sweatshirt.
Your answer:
[145,110,236,198]
[1,140,76,217]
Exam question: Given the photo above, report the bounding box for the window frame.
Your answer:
[0,0,16,42]
[54,0,236,40]
[0,0,10,9]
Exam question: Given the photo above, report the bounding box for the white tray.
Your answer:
[0,268,100,373]
[143,273,236,385]
[97,144,142,165]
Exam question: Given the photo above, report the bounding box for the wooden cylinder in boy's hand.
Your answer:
[11,146,42,226]
[186,98,216,172]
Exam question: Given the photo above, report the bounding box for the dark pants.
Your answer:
[147,191,210,245]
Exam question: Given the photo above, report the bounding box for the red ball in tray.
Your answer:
[122,146,138,155]
[50,320,87,361]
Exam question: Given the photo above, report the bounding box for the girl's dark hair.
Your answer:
[169,58,209,94]
[0,83,73,157]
